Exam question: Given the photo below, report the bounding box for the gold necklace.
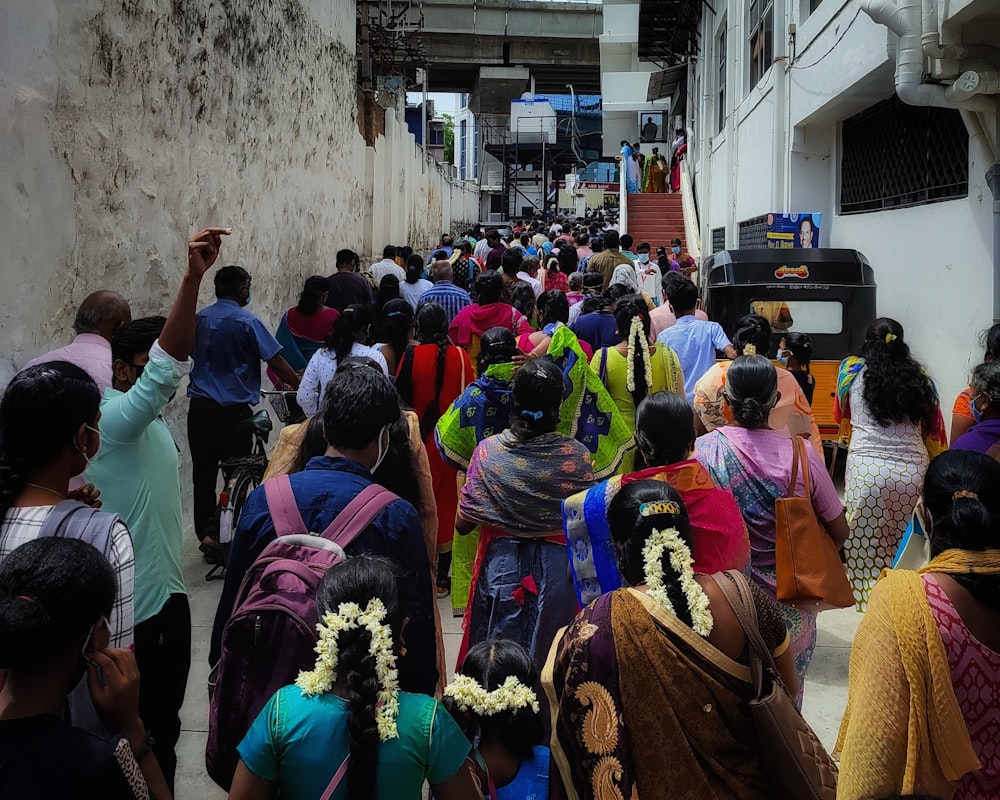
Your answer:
[25,483,67,501]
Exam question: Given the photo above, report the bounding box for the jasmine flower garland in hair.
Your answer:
[642,528,714,636]
[295,599,401,741]
[625,315,653,393]
[444,674,540,715]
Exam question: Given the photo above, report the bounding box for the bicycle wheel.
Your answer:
[206,456,266,581]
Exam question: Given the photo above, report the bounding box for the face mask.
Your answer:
[370,425,391,474]
[244,292,252,306]
[637,253,649,264]
[972,393,984,423]
[776,347,788,367]
[75,425,101,467]
[671,246,681,255]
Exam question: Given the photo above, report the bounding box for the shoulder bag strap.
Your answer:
[786,435,802,499]
[319,755,350,800]
[796,436,811,500]
[263,475,308,538]
[712,570,777,698]
[317,484,398,547]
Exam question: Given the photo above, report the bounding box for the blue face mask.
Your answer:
[775,347,788,366]
[637,253,649,264]
[972,393,984,423]
[244,292,252,306]
[672,246,681,255]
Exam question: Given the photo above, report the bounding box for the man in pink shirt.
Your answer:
[25,291,132,392]
[649,281,707,340]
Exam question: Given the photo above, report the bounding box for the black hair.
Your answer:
[404,256,424,285]
[432,250,448,262]
[456,240,472,255]
[375,275,401,309]
[614,296,653,408]
[971,361,1000,408]
[322,359,401,450]
[336,249,360,269]
[982,323,1000,359]
[396,302,451,441]
[635,391,695,468]
[111,315,166,365]
[783,331,813,373]
[314,557,404,800]
[214,265,250,299]
[377,299,413,360]
[923,450,1000,609]
[501,247,523,277]
[731,314,772,356]
[477,327,518,376]
[590,237,604,253]
[510,359,563,439]
[371,412,422,510]
[725,355,778,428]
[670,237,682,247]
[665,276,698,314]
[511,282,536,323]
[297,275,330,315]
[537,289,569,326]
[619,234,634,251]
[604,230,621,249]
[557,245,579,275]
[858,318,937,430]
[399,246,414,262]
[327,304,375,362]
[475,270,503,305]
[0,537,115,671]
[446,640,544,761]
[382,244,398,259]
[0,363,100,516]
[287,414,328,475]
[607,481,694,625]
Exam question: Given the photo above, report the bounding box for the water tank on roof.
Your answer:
[511,94,556,144]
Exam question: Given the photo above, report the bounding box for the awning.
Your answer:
[646,63,688,101]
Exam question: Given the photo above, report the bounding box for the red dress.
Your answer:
[397,344,473,550]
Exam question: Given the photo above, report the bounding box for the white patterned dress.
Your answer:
[843,371,929,610]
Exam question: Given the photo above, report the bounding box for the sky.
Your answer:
[405,91,462,115]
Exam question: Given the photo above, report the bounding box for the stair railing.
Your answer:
[680,158,701,281]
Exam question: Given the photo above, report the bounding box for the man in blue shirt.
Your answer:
[210,364,439,694]
[89,225,231,791]
[187,266,300,560]
[656,276,736,402]
[417,261,471,323]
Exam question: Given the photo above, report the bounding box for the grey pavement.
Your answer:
[175,538,860,798]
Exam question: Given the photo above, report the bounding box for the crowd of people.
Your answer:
[1,219,998,800]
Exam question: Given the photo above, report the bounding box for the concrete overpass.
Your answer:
[400,0,602,112]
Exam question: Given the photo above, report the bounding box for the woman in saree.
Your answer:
[836,317,947,611]
[836,450,1000,800]
[448,271,534,363]
[435,327,521,617]
[692,313,823,454]
[563,390,750,606]
[694,355,848,705]
[950,323,1000,443]
[616,140,640,194]
[395,302,474,597]
[268,275,339,390]
[457,360,596,670]
[641,147,667,193]
[544,480,798,800]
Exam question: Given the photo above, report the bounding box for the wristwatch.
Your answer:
[132,732,157,762]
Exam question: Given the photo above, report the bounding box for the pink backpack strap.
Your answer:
[317,483,398,549]
[263,475,309,538]
[319,755,350,800]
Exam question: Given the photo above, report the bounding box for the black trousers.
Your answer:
[134,593,192,794]
[187,397,252,541]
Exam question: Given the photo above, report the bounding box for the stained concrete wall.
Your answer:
[0,0,478,381]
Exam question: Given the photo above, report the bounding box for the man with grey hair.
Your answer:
[25,290,132,392]
[416,259,471,323]
[517,254,543,297]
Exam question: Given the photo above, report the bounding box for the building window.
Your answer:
[711,226,726,253]
[473,121,479,179]
[840,94,969,214]
[717,29,727,133]
[809,0,824,12]
[748,0,773,89]
[459,119,467,180]
[738,215,768,249]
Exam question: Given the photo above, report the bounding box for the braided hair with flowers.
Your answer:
[614,296,654,408]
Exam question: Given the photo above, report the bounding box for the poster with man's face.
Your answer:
[766,213,822,249]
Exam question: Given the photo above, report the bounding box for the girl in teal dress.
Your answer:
[444,640,550,800]
[231,558,480,800]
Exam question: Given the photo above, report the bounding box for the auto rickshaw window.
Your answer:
[749,300,843,335]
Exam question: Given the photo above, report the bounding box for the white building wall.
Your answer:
[689,0,999,418]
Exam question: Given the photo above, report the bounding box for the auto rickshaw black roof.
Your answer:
[703,248,876,288]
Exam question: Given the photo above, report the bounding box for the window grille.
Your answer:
[711,227,726,253]
[748,0,774,90]
[738,215,768,249]
[840,94,968,214]
[717,30,727,133]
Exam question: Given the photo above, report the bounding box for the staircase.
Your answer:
[625,193,687,252]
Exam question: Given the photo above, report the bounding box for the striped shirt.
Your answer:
[1,505,135,647]
[417,281,472,323]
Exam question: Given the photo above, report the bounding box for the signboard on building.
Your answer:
[766,213,821,249]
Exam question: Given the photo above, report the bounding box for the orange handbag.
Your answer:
[775,437,855,611]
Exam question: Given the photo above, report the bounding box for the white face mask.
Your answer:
[75,425,100,467]
[370,425,391,474]
[637,253,649,264]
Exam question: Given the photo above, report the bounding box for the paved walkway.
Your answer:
[175,537,861,798]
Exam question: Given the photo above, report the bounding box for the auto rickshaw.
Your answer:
[702,248,877,445]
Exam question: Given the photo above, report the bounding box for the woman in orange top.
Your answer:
[396,302,474,596]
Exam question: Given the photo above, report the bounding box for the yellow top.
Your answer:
[835,549,1000,799]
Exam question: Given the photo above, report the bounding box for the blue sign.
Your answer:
[767,213,821,249]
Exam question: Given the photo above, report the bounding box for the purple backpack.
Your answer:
[205,476,396,790]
